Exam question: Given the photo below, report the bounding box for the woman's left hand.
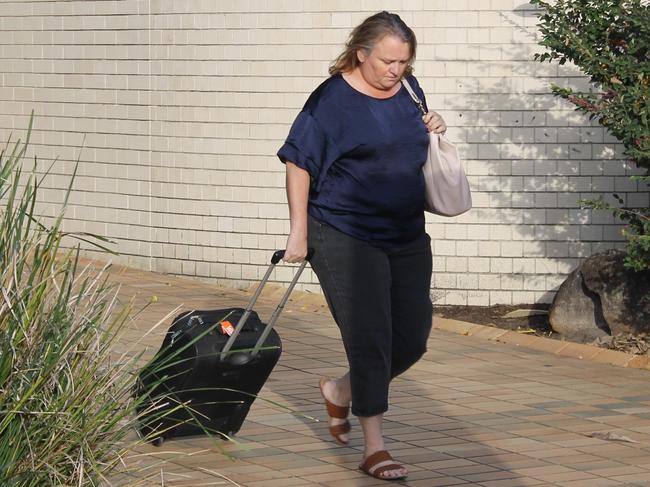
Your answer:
[422,111,447,134]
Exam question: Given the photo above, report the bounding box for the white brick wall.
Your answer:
[1,1,645,305]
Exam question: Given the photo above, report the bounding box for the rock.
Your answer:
[550,249,650,341]
[502,309,548,319]
[581,249,650,336]
[549,267,611,342]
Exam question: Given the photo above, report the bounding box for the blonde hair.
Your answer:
[329,11,417,77]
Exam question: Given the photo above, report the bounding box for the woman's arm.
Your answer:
[284,161,310,263]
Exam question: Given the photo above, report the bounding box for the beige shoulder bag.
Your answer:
[401,78,472,217]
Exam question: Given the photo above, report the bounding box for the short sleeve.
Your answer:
[277,110,342,193]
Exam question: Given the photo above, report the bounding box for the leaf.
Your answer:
[587,431,640,443]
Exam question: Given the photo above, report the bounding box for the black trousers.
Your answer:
[308,215,433,417]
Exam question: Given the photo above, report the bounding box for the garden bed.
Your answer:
[433,304,649,356]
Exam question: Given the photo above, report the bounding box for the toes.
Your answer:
[381,467,407,479]
[385,468,408,479]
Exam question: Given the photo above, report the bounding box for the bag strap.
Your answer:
[401,78,427,115]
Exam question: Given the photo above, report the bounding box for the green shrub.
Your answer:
[532,0,650,270]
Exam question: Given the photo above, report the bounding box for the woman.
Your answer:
[277,11,446,481]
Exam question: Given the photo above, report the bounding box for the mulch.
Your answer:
[433,303,553,334]
[433,304,650,356]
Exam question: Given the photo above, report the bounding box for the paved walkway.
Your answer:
[98,259,650,487]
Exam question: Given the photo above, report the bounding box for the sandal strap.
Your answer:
[325,401,349,419]
[328,420,351,438]
[360,450,393,471]
[320,377,350,419]
[360,450,407,480]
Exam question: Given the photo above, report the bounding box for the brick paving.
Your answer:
[98,259,650,487]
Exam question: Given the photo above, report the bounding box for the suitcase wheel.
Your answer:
[227,351,254,366]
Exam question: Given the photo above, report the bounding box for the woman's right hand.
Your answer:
[284,231,308,263]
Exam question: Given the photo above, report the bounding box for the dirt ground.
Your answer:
[433,304,650,356]
[433,304,554,334]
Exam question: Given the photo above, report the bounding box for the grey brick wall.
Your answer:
[1,0,646,305]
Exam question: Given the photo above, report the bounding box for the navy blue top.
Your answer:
[277,73,430,250]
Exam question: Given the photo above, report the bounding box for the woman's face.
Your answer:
[357,34,411,91]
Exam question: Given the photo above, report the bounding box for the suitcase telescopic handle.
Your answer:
[220,248,314,361]
[271,248,315,265]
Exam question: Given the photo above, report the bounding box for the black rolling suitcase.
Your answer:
[135,249,312,445]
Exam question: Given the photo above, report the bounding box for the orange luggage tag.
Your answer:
[220,320,235,336]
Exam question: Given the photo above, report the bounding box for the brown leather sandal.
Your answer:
[319,377,350,446]
[359,450,408,481]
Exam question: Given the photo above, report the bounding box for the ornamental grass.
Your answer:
[0,115,175,486]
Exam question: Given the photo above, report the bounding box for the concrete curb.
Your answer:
[432,316,650,371]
